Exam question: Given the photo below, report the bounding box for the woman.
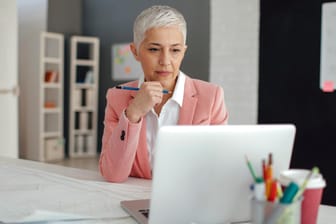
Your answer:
[100,5,229,182]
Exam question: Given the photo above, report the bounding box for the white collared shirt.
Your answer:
[145,71,186,169]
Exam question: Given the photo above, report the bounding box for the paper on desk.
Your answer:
[11,210,131,224]
[16,210,93,222]
[0,163,151,223]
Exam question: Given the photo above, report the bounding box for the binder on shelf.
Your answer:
[81,89,86,106]
[75,112,80,130]
[87,112,93,129]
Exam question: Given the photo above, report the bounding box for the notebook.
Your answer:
[121,124,296,224]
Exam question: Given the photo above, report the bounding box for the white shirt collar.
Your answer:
[171,71,185,107]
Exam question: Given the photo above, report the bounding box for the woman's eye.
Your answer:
[172,49,181,53]
[149,48,159,52]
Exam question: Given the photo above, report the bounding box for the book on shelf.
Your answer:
[84,70,94,84]
[76,70,93,84]
[45,70,58,83]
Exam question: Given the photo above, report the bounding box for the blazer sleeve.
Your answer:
[211,85,229,125]
[99,88,143,182]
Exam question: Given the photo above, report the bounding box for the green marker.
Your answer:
[245,155,258,182]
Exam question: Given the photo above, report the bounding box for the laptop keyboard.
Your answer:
[139,209,150,218]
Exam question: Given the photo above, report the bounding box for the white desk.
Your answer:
[0,156,335,223]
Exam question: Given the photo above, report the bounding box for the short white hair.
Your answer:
[133,5,187,49]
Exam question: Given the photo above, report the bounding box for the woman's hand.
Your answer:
[125,81,164,123]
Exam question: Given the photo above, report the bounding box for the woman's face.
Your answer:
[131,26,187,91]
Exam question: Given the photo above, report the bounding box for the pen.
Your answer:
[116,85,171,94]
[267,153,273,180]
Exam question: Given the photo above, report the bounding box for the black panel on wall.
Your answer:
[259,0,336,205]
[82,0,210,154]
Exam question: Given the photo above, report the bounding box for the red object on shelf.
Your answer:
[45,70,58,83]
[44,101,56,108]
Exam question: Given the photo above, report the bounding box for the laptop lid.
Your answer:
[147,124,296,224]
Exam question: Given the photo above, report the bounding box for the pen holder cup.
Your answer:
[251,198,302,224]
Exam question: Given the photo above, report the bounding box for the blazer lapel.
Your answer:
[178,76,198,125]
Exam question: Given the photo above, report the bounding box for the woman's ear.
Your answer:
[130,43,140,61]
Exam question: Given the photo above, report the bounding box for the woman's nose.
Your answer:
[159,50,171,66]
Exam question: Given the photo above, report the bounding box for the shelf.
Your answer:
[73,129,95,135]
[44,83,61,88]
[75,59,95,66]
[43,57,62,64]
[69,36,99,158]
[43,132,62,138]
[20,31,65,162]
[73,107,95,111]
[75,83,95,89]
[43,108,61,113]
[40,32,64,161]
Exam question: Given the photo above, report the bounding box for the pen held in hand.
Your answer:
[116,85,172,94]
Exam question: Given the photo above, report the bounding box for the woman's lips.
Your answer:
[156,71,171,76]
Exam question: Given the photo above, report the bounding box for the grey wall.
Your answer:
[210,0,259,124]
[47,0,82,156]
[18,0,48,159]
[82,0,210,152]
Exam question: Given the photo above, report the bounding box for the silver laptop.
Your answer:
[121,124,296,224]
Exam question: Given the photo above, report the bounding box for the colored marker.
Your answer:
[245,155,258,182]
[268,179,278,202]
[280,182,299,204]
[116,85,171,94]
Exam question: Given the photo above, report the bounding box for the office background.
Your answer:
[16,0,335,205]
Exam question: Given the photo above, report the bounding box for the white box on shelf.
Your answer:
[45,138,64,161]
[86,89,94,108]
[73,89,82,107]
[75,135,84,153]
[85,134,94,153]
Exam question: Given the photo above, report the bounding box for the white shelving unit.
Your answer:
[24,31,65,162]
[69,36,99,158]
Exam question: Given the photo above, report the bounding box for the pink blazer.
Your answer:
[99,75,229,182]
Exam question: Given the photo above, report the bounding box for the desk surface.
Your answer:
[0,156,335,223]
